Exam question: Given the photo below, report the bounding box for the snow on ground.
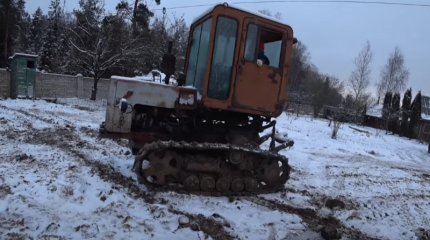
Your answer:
[0,98,429,240]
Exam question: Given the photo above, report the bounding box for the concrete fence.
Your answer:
[0,68,110,99]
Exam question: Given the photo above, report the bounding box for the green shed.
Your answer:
[10,53,38,99]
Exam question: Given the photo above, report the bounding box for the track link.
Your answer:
[133,140,291,197]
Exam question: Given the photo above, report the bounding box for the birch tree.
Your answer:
[347,41,373,112]
[376,46,410,98]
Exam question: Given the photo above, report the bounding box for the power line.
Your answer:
[154,0,430,11]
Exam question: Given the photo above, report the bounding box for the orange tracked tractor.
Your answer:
[99,3,297,196]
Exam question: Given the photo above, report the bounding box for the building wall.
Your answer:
[0,69,110,99]
[0,68,10,98]
[418,120,430,143]
[363,115,386,130]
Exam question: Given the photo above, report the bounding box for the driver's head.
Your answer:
[259,42,265,51]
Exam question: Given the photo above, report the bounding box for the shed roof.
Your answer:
[11,53,38,59]
[365,104,383,118]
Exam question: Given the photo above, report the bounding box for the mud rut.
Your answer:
[0,104,382,240]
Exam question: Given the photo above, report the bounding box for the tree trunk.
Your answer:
[91,75,99,100]
[132,0,140,37]
[3,7,10,66]
[385,117,389,135]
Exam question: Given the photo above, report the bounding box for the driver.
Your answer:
[257,42,270,65]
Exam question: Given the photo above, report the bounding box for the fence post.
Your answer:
[76,74,83,99]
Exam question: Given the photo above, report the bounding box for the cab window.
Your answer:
[185,17,212,93]
[244,23,258,62]
[243,24,283,68]
[207,16,238,100]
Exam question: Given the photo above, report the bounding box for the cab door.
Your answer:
[232,18,285,113]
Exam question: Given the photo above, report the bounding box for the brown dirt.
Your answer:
[169,208,235,240]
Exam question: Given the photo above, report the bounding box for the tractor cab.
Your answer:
[172,3,296,117]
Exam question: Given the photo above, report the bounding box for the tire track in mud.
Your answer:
[243,195,384,240]
[0,104,237,240]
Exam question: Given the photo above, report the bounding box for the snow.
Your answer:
[179,93,195,105]
[274,132,293,143]
[366,104,383,118]
[192,3,290,27]
[1,98,430,240]
[112,69,178,85]
[11,53,38,59]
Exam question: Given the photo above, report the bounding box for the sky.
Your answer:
[26,0,430,97]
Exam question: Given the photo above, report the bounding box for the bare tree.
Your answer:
[69,0,142,100]
[376,46,410,99]
[347,41,373,111]
[328,108,346,139]
[258,9,282,20]
[288,41,310,94]
[331,114,343,139]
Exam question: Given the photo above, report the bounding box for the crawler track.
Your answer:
[133,140,291,196]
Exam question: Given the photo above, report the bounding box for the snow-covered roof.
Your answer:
[11,53,38,59]
[365,104,383,118]
[365,96,430,120]
[422,95,430,120]
[192,2,290,26]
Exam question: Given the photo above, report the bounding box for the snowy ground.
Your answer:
[0,98,429,240]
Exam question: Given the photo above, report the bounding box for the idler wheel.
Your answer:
[231,178,245,192]
[184,175,200,191]
[200,175,215,191]
[245,178,258,192]
[216,176,230,192]
[229,151,243,165]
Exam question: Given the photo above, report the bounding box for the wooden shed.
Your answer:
[362,104,386,130]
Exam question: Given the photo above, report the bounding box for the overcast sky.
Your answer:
[26,0,430,97]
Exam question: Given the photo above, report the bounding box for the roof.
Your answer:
[366,95,430,120]
[11,53,38,59]
[422,95,430,120]
[192,2,289,26]
[365,104,383,118]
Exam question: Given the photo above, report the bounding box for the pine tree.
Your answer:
[408,91,422,139]
[389,92,400,133]
[0,0,25,67]
[40,0,63,72]
[400,88,412,136]
[14,0,31,54]
[30,7,46,56]
[382,92,392,119]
